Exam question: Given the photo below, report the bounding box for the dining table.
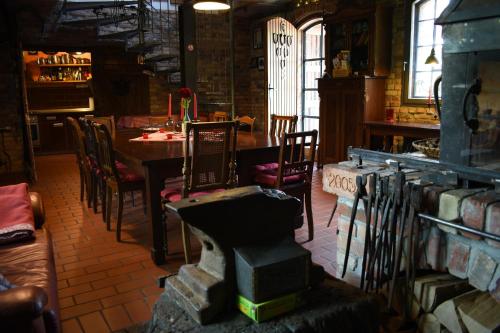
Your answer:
[113,129,282,265]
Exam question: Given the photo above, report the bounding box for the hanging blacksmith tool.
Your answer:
[387,181,410,312]
[365,174,383,292]
[341,175,367,279]
[387,172,406,283]
[360,173,376,289]
[365,176,392,292]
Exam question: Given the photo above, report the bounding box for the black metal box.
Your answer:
[234,237,311,303]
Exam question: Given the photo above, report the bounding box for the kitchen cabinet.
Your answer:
[35,112,93,155]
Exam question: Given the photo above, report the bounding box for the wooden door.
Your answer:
[267,18,298,131]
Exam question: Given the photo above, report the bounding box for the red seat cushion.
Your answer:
[118,168,144,182]
[253,168,305,187]
[249,162,279,176]
[161,186,225,202]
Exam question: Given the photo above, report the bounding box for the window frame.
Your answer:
[300,21,324,132]
[402,0,447,106]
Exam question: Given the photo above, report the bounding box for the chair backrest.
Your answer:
[92,122,120,183]
[236,115,256,133]
[269,114,298,137]
[213,111,229,122]
[66,117,86,164]
[276,130,318,187]
[79,117,98,163]
[92,116,116,139]
[182,121,239,197]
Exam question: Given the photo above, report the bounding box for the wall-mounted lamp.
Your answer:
[193,1,230,11]
[425,47,439,65]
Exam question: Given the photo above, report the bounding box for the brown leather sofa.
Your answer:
[0,192,60,333]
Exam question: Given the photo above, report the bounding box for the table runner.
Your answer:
[129,131,186,142]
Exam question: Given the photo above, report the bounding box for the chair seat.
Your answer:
[254,168,305,187]
[117,168,144,183]
[249,162,279,176]
[161,186,225,202]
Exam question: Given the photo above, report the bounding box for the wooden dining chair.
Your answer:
[92,122,146,241]
[236,115,256,133]
[269,114,298,137]
[162,121,239,264]
[253,130,318,241]
[93,115,116,138]
[79,117,103,215]
[67,117,92,204]
[213,111,229,122]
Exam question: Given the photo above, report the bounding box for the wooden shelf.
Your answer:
[27,81,89,87]
[38,64,91,67]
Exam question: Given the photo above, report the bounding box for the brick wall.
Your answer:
[0,13,28,178]
[149,76,181,116]
[385,0,439,124]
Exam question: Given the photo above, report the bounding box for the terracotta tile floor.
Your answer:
[31,154,338,333]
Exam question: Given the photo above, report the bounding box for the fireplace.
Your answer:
[437,0,500,171]
[322,0,500,331]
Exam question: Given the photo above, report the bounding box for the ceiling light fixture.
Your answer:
[425,47,439,65]
[193,1,230,11]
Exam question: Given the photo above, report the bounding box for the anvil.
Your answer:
[163,185,302,324]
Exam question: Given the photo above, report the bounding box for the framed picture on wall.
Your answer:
[253,28,263,49]
[257,57,265,71]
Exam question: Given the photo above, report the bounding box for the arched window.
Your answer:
[301,21,325,132]
[403,0,450,104]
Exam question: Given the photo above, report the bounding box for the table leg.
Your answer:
[144,165,167,265]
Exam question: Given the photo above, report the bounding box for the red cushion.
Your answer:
[0,183,35,245]
[161,186,225,202]
[118,168,144,182]
[249,162,279,176]
[254,168,305,186]
[115,161,128,170]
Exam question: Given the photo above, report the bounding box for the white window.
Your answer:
[301,22,325,132]
[405,0,450,103]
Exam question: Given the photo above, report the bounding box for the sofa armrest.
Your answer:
[0,286,48,321]
[30,192,45,229]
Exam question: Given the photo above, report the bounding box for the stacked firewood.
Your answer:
[381,273,500,333]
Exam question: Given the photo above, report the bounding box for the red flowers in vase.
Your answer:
[178,87,192,121]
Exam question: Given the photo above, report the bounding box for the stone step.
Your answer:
[145,53,177,62]
[127,41,162,53]
[98,29,139,40]
[60,12,137,27]
[63,1,138,12]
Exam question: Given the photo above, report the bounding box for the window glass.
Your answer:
[301,21,324,132]
[406,0,450,103]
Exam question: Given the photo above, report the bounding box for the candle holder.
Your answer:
[165,117,175,131]
[174,120,182,133]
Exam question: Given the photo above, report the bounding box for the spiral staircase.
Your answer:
[57,0,180,80]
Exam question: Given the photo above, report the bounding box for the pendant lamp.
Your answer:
[193,1,230,10]
[425,47,439,65]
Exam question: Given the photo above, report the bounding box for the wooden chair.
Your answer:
[92,115,116,139]
[67,117,91,204]
[79,117,103,215]
[236,115,256,133]
[269,114,298,137]
[253,130,318,241]
[162,121,239,264]
[213,111,229,122]
[92,122,146,241]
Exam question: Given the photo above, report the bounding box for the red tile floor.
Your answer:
[31,154,338,333]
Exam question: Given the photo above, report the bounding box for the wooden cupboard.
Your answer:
[318,4,391,164]
[318,77,385,164]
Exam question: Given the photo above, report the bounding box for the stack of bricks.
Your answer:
[323,162,500,302]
